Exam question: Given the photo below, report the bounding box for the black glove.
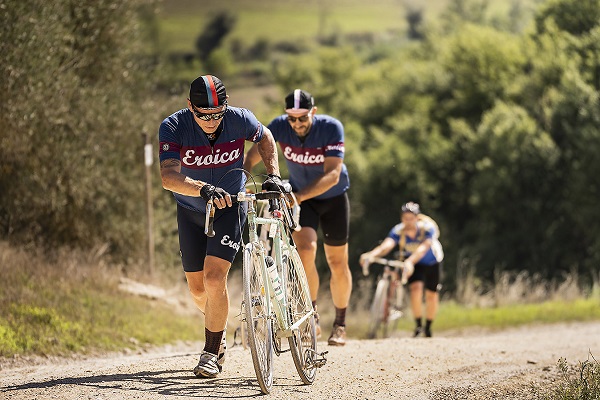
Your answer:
[200,184,229,202]
[262,174,291,193]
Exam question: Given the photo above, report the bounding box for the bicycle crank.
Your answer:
[305,349,328,369]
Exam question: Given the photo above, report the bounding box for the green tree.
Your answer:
[535,0,600,36]
[195,12,237,62]
[436,24,526,127]
[0,0,155,260]
[466,102,560,278]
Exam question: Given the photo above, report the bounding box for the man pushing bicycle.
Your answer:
[159,75,287,378]
[360,202,444,338]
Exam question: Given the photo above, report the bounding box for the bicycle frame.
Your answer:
[364,257,405,338]
[244,194,314,339]
[205,189,323,394]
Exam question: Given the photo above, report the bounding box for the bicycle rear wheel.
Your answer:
[367,278,389,339]
[284,248,318,384]
[243,244,273,394]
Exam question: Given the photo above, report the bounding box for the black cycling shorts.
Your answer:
[407,261,441,292]
[176,203,247,272]
[298,192,349,246]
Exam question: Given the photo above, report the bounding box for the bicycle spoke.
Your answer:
[243,245,273,394]
[368,278,389,339]
[285,248,318,384]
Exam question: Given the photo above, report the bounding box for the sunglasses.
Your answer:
[287,115,310,123]
[191,104,227,121]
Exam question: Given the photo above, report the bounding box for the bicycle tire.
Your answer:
[284,248,318,384]
[243,243,273,394]
[368,278,389,339]
[385,280,404,337]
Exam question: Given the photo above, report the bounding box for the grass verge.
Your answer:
[532,354,600,400]
[0,242,201,359]
[2,241,599,368]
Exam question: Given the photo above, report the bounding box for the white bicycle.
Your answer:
[206,190,326,394]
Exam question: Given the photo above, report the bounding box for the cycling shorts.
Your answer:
[407,261,441,292]
[299,192,349,246]
[176,203,247,272]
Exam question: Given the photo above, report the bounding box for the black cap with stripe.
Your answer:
[189,75,227,108]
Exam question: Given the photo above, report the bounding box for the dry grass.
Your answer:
[1,240,598,360]
[0,241,202,359]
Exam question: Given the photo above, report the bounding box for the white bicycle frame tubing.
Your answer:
[246,194,313,338]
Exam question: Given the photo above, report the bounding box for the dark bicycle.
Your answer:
[362,257,407,339]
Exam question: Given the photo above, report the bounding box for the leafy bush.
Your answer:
[0,0,157,261]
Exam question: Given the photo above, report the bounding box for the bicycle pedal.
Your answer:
[307,350,328,369]
[314,351,328,368]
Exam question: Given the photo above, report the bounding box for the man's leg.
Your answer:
[409,281,424,336]
[185,270,207,313]
[323,243,352,310]
[193,256,231,378]
[324,243,351,346]
[203,255,232,333]
[424,289,439,337]
[293,227,319,301]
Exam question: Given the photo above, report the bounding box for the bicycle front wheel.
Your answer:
[243,244,273,394]
[368,278,389,339]
[284,248,318,384]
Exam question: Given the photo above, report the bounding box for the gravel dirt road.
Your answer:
[2,321,599,399]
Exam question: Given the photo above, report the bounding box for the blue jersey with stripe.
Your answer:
[267,114,350,200]
[159,106,264,212]
[388,222,438,266]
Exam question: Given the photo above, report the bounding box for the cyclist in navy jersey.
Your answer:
[359,202,444,338]
[244,89,352,346]
[159,75,286,379]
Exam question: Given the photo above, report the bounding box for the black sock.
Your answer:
[333,307,346,327]
[415,318,422,328]
[425,319,433,330]
[203,328,224,356]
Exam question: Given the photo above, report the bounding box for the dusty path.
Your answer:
[2,321,599,400]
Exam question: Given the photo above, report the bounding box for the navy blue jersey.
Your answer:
[388,220,444,265]
[267,114,349,200]
[159,106,264,212]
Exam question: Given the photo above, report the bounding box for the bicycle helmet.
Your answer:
[401,201,421,215]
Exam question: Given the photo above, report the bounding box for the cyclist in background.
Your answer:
[159,75,287,379]
[359,202,444,338]
[244,89,352,346]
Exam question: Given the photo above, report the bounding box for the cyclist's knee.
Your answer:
[328,260,350,276]
[187,282,206,300]
[296,238,318,254]
[204,271,226,288]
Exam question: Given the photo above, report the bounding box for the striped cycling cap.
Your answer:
[285,89,314,113]
[189,75,227,108]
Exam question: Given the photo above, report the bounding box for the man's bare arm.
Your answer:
[243,143,261,174]
[160,158,205,196]
[406,238,433,265]
[254,127,280,176]
[294,156,342,203]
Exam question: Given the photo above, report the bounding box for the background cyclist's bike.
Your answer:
[207,190,326,394]
[362,257,406,339]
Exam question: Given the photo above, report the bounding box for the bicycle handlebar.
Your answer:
[233,191,283,202]
[204,191,289,237]
[361,257,404,276]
